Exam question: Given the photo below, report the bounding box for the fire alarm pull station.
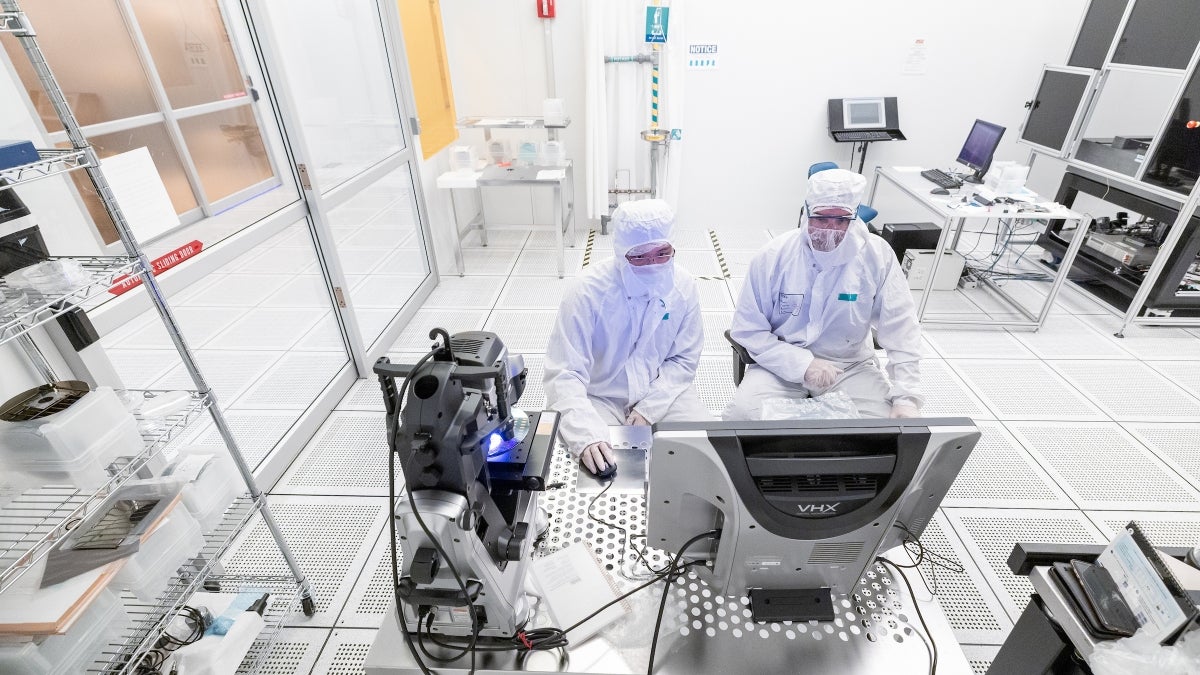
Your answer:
[537,0,555,18]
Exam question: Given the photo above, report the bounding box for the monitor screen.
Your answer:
[956,119,1006,175]
[1021,70,1092,154]
[842,98,885,129]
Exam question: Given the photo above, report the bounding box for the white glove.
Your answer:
[889,403,920,418]
[626,410,650,426]
[803,358,844,389]
[580,441,615,474]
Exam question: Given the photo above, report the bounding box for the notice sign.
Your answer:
[688,43,719,70]
[645,6,669,43]
[109,240,203,295]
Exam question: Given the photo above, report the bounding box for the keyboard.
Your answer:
[834,130,894,142]
[920,168,962,189]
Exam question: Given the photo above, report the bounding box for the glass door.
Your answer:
[241,0,436,373]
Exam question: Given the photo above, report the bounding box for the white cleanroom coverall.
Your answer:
[544,200,711,462]
[725,169,924,420]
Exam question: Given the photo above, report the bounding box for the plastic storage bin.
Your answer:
[112,504,204,602]
[0,387,143,491]
[162,447,242,534]
[0,588,129,675]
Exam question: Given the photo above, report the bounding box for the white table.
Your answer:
[865,166,1092,330]
[437,161,576,278]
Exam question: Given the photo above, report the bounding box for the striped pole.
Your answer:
[651,0,661,131]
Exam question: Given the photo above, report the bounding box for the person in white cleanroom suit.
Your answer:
[724,168,923,420]
[544,199,711,475]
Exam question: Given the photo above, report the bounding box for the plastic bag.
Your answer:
[760,390,860,420]
[1089,626,1200,675]
[4,259,90,295]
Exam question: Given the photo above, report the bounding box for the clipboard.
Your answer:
[1096,521,1200,645]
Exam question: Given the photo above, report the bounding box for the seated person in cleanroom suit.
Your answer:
[723,168,923,421]
[544,199,711,475]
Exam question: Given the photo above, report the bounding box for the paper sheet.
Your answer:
[536,169,566,181]
[100,147,179,242]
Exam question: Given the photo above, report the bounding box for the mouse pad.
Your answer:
[574,447,647,495]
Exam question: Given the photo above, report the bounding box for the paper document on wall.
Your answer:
[903,39,928,75]
[100,147,179,243]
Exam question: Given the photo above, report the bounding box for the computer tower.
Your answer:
[868,221,942,262]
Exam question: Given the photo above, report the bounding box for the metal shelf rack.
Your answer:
[0,0,317,671]
[0,256,141,346]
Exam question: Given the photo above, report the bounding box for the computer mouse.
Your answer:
[930,187,950,196]
[583,459,617,480]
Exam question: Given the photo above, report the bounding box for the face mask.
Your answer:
[807,226,848,252]
[621,259,675,297]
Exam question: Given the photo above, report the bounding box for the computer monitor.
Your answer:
[842,98,886,129]
[956,119,1006,183]
[647,418,979,621]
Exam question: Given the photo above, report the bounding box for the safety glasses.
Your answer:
[808,208,855,229]
[625,242,675,266]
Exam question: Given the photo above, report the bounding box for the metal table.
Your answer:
[364,449,971,674]
[437,161,577,278]
[865,166,1092,330]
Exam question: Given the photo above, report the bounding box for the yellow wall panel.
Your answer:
[397,0,458,159]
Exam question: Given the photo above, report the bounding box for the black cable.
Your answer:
[647,530,721,675]
[585,480,670,577]
[878,557,937,675]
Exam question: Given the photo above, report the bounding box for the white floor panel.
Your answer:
[459,247,522,276]
[675,249,723,277]
[179,410,302,469]
[1085,510,1200,549]
[338,529,396,628]
[293,312,350,352]
[106,348,183,389]
[947,360,1106,421]
[961,645,999,675]
[511,248,586,276]
[695,354,735,416]
[1089,316,1200,360]
[1006,422,1200,510]
[335,246,399,277]
[701,312,736,354]
[107,306,250,350]
[515,354,545,411]
[232,246,319,275]
[341,227,410,250]
[461,229,530,248]
[695,279,734,310]
[151,349,284,404]
[917,290,990,316]
[337,379,388,412]
[716,248,759,278]
[709,226,773,249]
[1147,360,1200,399]
[261,274,337,308]
[1008,313,1133,359]
[942,508,1106,621]
[912,512,1014,645]
[350,275,426,308]
[527,228,581,249]
[1047,360,1200,421]
[669,229,717,250]
[483,310,558,353]
[923,328,1035,359]
[274,412,392,496]
[179,273,294,307]
[421,275,505,309]
[252,627,326,675]
[918,359,994,420]
[1121,422,1200,489]
[233,352,347,410]
[222,495,387,628]
[311,629,377,674]
[375,247,429,275]
[206,308,329,351]
[496,275,574,309]
[943,422,1075,509]
[727,276,744,300]
[1055,283,1115,315]
[390,309,488,351]
[356,309,400,349]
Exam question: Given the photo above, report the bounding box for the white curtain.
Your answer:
[584,0,686,222]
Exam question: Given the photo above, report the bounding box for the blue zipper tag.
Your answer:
[662,312,670,320]
[838,293,858,301]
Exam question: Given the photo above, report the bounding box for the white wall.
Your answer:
[436,0,1088,233]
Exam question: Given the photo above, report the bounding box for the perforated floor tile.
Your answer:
[1008,313,1133,359]
[336,379,388,412]
[338,529,397,628]
[349,275,426,308]
[943,422,1075,509]
[916,290,990,316]
[510,248,585,276]
[516,354,546,411]
[222,495,387,627]
[151,349,284,405]
[1148,360,1200,399]
[918,359,993,420]
[923,329,1035,359]
[179,273,294,307]
[496,275,574,309]
[341,227,412,250]
[249,627,325,675]
[670,229,717,250]
[709,226,772,249]
[260,274,337,308]
[961,645,999,675]
[695,354,735,416]
[675,249,723,277]
[460,247,522,276]
[462,229,530,248]
[942,508,1106,621]
[106,306,251,350]
[106,348,183,389]
[1055,283,1114,315]
[912,512,1013,645]
[727,276,744,300]
[179,410,303,470]
[293,312,349,352]
[1085,511,1200,548]
[1047,360,1200,421]
[695,279,734,310]
[1120,422,1200,489]
[1090,316,1200,360]
[235,246,319,275]
[206,308,330,350]
[274,412,393,496]
[390,309,488,351]
[527,229,581,249]
[421,275,505,309]
[483,310,559,353]
[947,360,1106,420]
[312,629,378,675]
[375,247,429,275]
[716,248,759,277]
[233,352,347,410]
[701,312,736,354]
[1006,422,1200,510]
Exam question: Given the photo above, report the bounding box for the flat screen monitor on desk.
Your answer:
[956,119,1007,183]
[647,418,979,621]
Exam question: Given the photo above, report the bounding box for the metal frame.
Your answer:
[1017,65,1098,158]
[1063,0,1130,70]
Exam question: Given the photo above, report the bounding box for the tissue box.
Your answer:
[0,140,39,172]
[984,161,1030,195]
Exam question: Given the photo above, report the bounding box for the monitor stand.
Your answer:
[963,170,985,184]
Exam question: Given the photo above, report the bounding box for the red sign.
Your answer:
[109,240,204,295]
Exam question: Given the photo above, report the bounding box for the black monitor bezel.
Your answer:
[955,119,1007,178]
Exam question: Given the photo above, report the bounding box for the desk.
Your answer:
[437,162,576,278]
[364,449,971,674]
[866,167,1091,330]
